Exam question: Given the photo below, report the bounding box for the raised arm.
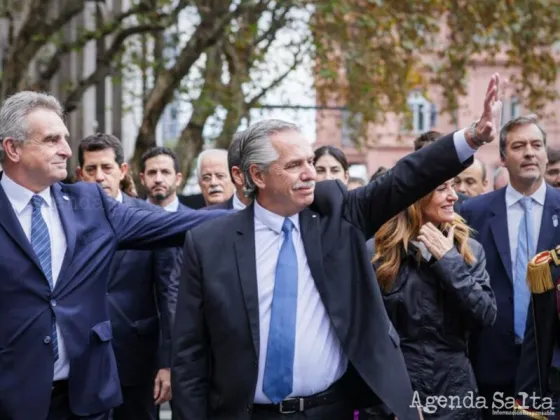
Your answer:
[97,185,229,249]
[344,73,502,239]
[344,132,471,238]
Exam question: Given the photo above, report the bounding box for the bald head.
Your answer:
[197,148,234,205]
[454,158,488,197]
[493,167,509,190]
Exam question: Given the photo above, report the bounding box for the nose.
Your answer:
[95,167,105,182]
[60,138,72,158]
[449,188,458,202]
[209,175,219,186]
[154,171,163,183]
[303,161,316,181]
[455,182,467,194]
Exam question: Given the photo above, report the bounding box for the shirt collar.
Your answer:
[164,196,179,212]
[505,180,546,208]
[0,173,53,214]
[115,190,123,203]
[233,192,247,211]
[254,199,300,234]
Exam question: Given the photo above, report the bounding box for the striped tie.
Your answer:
[30,195,59,361]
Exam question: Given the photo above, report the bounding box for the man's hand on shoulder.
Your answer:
[465,73,503,149]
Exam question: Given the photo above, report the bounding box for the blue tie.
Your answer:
[263,218,298,403]
[514,197,534,340]
[30,195,59,361]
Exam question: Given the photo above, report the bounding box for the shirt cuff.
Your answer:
[453,128,477,163]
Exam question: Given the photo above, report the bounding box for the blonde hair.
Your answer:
[373,192,476,292]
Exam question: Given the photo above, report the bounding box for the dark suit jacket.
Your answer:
[108,194,177,387]
[205,196,234,210]
[515,262,560,418]
[177,202,192,212]
[0,178,228,420]
[171,133,472,420]
[178,193,206,209]
[455,191,468,212]
[460,185,560,385]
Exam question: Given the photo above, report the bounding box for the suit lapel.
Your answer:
[299,208,327,295]
[0,177,43,271]
[234,204,260,356]
[52,183,76,290]
[489,189,513,283]
[537,185,560,252]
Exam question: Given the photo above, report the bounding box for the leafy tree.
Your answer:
[313,0,560,143]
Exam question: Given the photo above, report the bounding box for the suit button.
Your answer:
[508,296,513,303]
[253,360,258,367]
[44,336,51,344]
[246,404,252,412]
[50,299,56,307]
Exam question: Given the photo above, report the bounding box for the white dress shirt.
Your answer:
[505,181,546,268]
[233,192,247,211]
[1,174,69,381]
[147,195,179,212]
[252,130,475,402]
[253,200,346,403]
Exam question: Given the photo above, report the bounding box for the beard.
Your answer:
[151,187,173,202]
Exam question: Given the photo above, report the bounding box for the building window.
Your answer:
[501,95,521,125]
[406,91,436,133]
[341,110,362,147]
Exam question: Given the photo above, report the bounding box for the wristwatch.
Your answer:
[469,120,486,147]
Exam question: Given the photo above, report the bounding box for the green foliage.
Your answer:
[313,0,560,129]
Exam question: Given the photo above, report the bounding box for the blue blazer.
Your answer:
[460,185,560,385]
[108,194,178,387]
[0,178,227,420]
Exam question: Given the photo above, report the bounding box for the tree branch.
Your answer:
[32,2,167,91]
[63,23,165,113]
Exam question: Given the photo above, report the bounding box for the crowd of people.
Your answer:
[0,73,559,420]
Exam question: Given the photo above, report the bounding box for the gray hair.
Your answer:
[0,91,64,163]
[196,148,228,179]
[236,119,299,199]
[499,115,546,159]
[227,132,244,178]
[492,166,508,189]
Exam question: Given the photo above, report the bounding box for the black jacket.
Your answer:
[379,240,496,419]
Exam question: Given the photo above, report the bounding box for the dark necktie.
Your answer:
[30,195,59,361]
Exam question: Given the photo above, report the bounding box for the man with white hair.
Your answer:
[197,148,235,206]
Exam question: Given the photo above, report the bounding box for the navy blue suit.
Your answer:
[461,186,560,399]
[109,194,178,420]
[0,178,228,420]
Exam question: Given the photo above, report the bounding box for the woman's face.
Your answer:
[315,154,349,184]
[422,180,458,225]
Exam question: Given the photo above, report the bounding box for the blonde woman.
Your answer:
[370,180,496,420]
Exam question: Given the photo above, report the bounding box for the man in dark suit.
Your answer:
[140,146,191,212]
[0,91,228,420]
[207,132,252,211]
[460,115,560,418]
[76,134,177,420]
[513,246,560,418]
[171,74,502,420]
